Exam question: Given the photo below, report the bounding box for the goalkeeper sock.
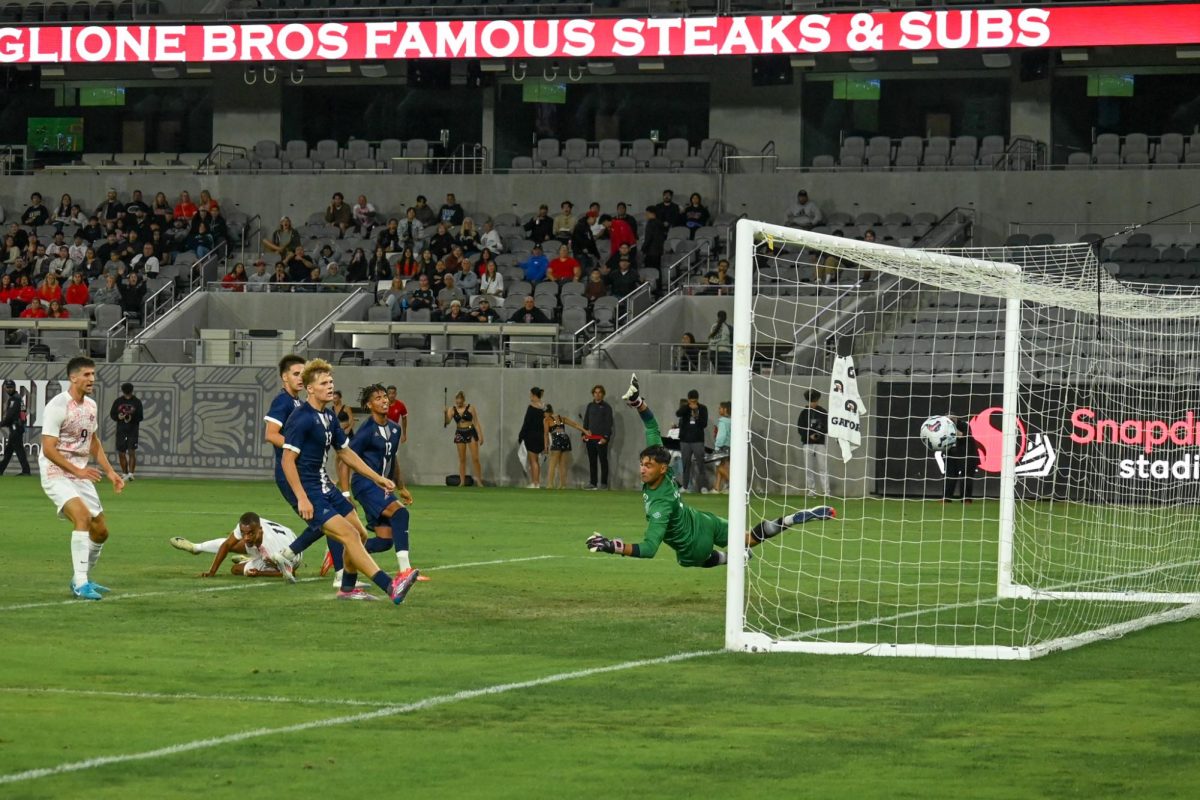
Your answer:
[750,518,786,543]
[340,571,358,592]
[700,551,728,568]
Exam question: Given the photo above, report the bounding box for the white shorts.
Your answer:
[41,475,103,520]
[241,556,275,576]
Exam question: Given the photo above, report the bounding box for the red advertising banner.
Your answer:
[0,5,1196,64]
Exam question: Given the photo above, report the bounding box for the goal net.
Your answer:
[725,219,1200,659]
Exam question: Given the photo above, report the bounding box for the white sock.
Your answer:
[70,532,90,587]
[87,538,104,572]
[397,550,411,571]
[282,546,297,560]
[195,538,225,554]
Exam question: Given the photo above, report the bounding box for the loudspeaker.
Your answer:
[1020,51,1049,82]
[407,60,451,88]
[750,55,792,87]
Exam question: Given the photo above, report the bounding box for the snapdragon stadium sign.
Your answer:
[0,4,1196,63]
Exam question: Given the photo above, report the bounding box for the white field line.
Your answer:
[0,649,720,786]
[0,686,381,708]
[0,555,560,612]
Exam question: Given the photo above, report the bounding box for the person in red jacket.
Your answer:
[174,190,198,221]
[12,274,36,314]
[600,214,636,260]
[547,244,580,281]
[0,274,13,303]
[37,273,64,305]
[64,271,90,306]
[47,299,69,318]
[19,298,48,318]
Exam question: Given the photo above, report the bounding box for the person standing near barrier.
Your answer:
[797,388,830,496]
[583,384,613,490]
[676,389,709,494]
[0,379,31,475]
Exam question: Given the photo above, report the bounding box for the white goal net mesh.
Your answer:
[730,221,1200,659]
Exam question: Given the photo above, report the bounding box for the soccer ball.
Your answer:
[920,415,957,452]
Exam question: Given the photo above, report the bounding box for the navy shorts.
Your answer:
[353,481,400,529]
[290,486,355,531]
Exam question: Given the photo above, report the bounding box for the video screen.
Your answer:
[834,76,881,101]
[79,87,126,106]
[27,117,84,152]
[1087,73,1134,97]
[522,82,567,104]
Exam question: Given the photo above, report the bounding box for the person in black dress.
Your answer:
[518,387,545,488]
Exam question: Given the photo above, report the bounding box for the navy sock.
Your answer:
[370,569,392,593]
[340,571,358,592]
[365,536,391,554]
[325,536,345,571]
[391,508,410,552]
[290,526,324,554]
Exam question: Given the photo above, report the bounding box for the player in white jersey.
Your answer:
[39,356,125,601]
[169,512,301,578]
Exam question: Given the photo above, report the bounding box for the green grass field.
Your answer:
[1,478,1199,798]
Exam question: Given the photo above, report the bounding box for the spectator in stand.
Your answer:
[653,189,683,231]
[479,259,504,300]
[704,259,733,295]
[95,189,122,222]
[398,208,424,251]
[600,214,637,260]
[52,193,74,231]
[353,194,377,237]
[80,216,105,245]
[125,189,150,218]
[456,259,479,295]
[582,384,614,490]
[429,260,450,293]
[151,192,173,224]
[585,269,608,303]
[49,246,74,279]
[521,245,549,283]
[676,389,710,494]
[8,222,29,251]
[129,207,153,243]
[269,263,289,291]
[324,192,354,238]
[428,222,454,261]
[130,242,160,277]
[480,219,504,254]
[31,244,52,278]
[548,244,580,281]
[19,297,47,318]
[377,217,402,253]
[21,191,49,230]
[346,247,369,282]
[81,249,103,281]
[437,274,465,311]
[443,298,470,322]
[416,248,437,278]
[439,193,465,230]
[408,273,436,316]
[209,206,229,247]
[443,244,464,275]
[37,272,63,305]
[385,386,409,442]
[323,263,347,291]
[174,190,198,221]
[119,272,147,319]
[785,189,823,230]
[552,201,575,244]
[570,214,600,269]
[642,206,665,274]
[392,246,419,279]
[472,296,501,324]
[607,256,641,298]
[613,201,638,239]
[585,201,603,237]
[3,234,18,266]
[64,271,90,306]
[93,273,120,306]
[857,229,877,283]
[47,299,69,318]
[383,277,407,318]
[317,243,337,272]
[606,242,635,273]
[66,204,88,228]
[683,192,710,237]
[68,233,87,265]
[707,309,733,374]
[186,222,214,258]
[263,216,299,258]
[285,245,314,283]
[299,266,323,293]
[524,204,553,245]
[197,189,219,214]
[458,217,482,256]
[0,274,12,305]
[221,262,248,292]
[678,332,700,372]
[509,295,550,324]
[413,194,437,229]
[475,247,496,275]
[247,259,271,292]
[11,275,35,315]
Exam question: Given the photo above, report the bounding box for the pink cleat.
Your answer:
[390,568,420,605]
[336,588,377,601]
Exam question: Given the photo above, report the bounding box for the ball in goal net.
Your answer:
[725,219,1200,659]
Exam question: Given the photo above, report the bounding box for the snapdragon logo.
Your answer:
[931,407,1057,478]
[1071,408,1200,480]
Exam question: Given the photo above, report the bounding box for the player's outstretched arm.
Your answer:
[586,499,668,560]
[337,445,394,491]
[199,533,240,577]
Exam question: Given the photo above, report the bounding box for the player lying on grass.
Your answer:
[272,359,419,604]
[586,374,836,567]
[169,512,302,578]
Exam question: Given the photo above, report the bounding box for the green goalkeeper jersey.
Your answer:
[633,411,725,565]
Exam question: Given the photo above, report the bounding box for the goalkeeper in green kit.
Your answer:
[586,375,836,567]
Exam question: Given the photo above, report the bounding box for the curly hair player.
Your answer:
[586,375,836,567]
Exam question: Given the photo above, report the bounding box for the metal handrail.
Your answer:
[104,314,128,363]
[295,286,368,352]
[141,280,175,329]
[189,240,229,294]
[198,143,249,174]
[239,213,262,266]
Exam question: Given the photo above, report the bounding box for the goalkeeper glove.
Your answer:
[586,533,624,554]
[621,373,641,408]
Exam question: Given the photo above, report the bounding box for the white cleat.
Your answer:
[270,549,299,584]
[169,536,198,554]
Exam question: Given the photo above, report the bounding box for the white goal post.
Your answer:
[725,218,1200,659]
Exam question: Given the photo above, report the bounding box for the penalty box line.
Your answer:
[0,649,722,787]
[0,555,561,612]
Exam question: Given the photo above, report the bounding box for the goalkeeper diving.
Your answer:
[586,375,836,567]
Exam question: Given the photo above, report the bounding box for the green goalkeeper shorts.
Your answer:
[676,510,730,568]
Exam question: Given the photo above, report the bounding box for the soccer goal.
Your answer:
[725,218,1200,659]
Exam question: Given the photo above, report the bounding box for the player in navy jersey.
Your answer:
[274,359,419,604]
[349,384,429,584]
[263,354,347,580]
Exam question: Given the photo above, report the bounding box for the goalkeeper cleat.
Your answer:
[621,373,641,407]
[88,582,111,594]
[70,581,102,601]
[319,550,335,577]
[169,536,197,554]
[336,588,377,601]
[390,569,420,605]
[793,506,837,524]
